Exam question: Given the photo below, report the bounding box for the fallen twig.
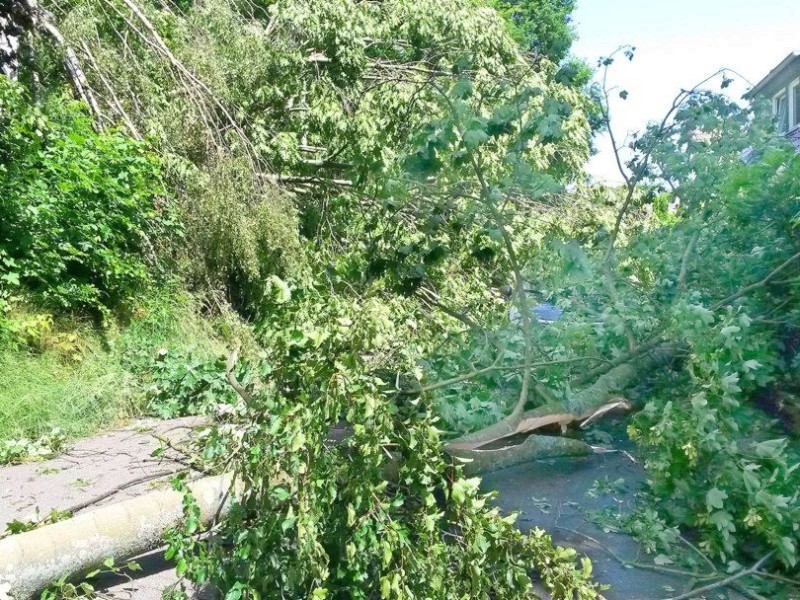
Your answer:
[659,552,775,600]
[150,432,211,474]
[62,469,182,514]
[554,526,715,580]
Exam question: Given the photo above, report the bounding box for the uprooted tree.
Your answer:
[2,0,800,598]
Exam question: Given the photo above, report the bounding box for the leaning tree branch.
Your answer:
[429,79,537,423]
[601,57,733,263]
[13,0,103,121]
[99,0,256,160]
[598,57,738,351]
[78,40,142,138]
[403,356,610,396]
[712,251,800,310]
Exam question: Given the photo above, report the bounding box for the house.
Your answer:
[744,52,800,151]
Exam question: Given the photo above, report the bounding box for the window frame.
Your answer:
[791,77,800,129]
[774,88,790,133]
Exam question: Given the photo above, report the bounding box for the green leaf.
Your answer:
[463,128,489,149]
[754,438,786,460]
[273,487,291,501]
[709,510,736,533]
[267,275,291,304]
[777,537,797,566]
[176,558,188,577]
[451,78,473,99]
[126,560,143,572]
[706,488,727,512]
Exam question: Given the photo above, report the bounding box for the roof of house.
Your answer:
[744,52,800,100]
[787,125,800,152]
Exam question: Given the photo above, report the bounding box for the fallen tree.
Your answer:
[0,337,665,600]
[0,475,235,600]
[444,344,672,471]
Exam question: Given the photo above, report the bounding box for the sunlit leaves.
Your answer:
[0,78,170,315]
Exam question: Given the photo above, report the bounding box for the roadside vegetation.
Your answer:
[0,76,247,448]
[0,0,798,598]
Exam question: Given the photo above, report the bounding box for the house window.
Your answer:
[775,91,789,133]
[793,82,800,128]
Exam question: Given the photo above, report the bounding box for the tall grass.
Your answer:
[0,349,137,441]
[0,288,233,442]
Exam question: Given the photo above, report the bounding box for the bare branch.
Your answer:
[659,552,774,600]
[226,344,251,404]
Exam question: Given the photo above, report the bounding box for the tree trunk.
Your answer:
[0,475,236,600]
[445,345,672,470]
[1,0,24,79]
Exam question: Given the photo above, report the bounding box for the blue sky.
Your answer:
[570,0,800,182]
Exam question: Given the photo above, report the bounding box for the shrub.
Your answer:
[0,78,174,315]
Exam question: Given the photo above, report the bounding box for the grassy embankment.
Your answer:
[0,289,231,447]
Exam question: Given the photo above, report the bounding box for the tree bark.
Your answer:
[444,345,672,471]
[0,475,236,600]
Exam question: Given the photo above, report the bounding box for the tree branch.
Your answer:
[226,344,251,404]
[402,357,609,395]
[712,251,800,309]
[659,552,774,600]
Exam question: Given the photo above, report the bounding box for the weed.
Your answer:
[0,428,66,465]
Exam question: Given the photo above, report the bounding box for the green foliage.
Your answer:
[487,0,577,63]
[632,301,800,567]
[0,291,233,445]
[166,287,601,599]
[15,0,800,593]
[406,69,800,587]
[40,577,96,600]
[0,311,85,360]
[511,87,800,578]
[48,2,605,593]
[136,4,605,593]
[0,77,173,315]
[0,428,66,465]
[146,352,238,419]
[48,0,592,312]
[40,558,143,600]
[0,335,138,443]
[179,157,304,313]
[4,508,71,535]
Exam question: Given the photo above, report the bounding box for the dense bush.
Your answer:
[0,78,173,315]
